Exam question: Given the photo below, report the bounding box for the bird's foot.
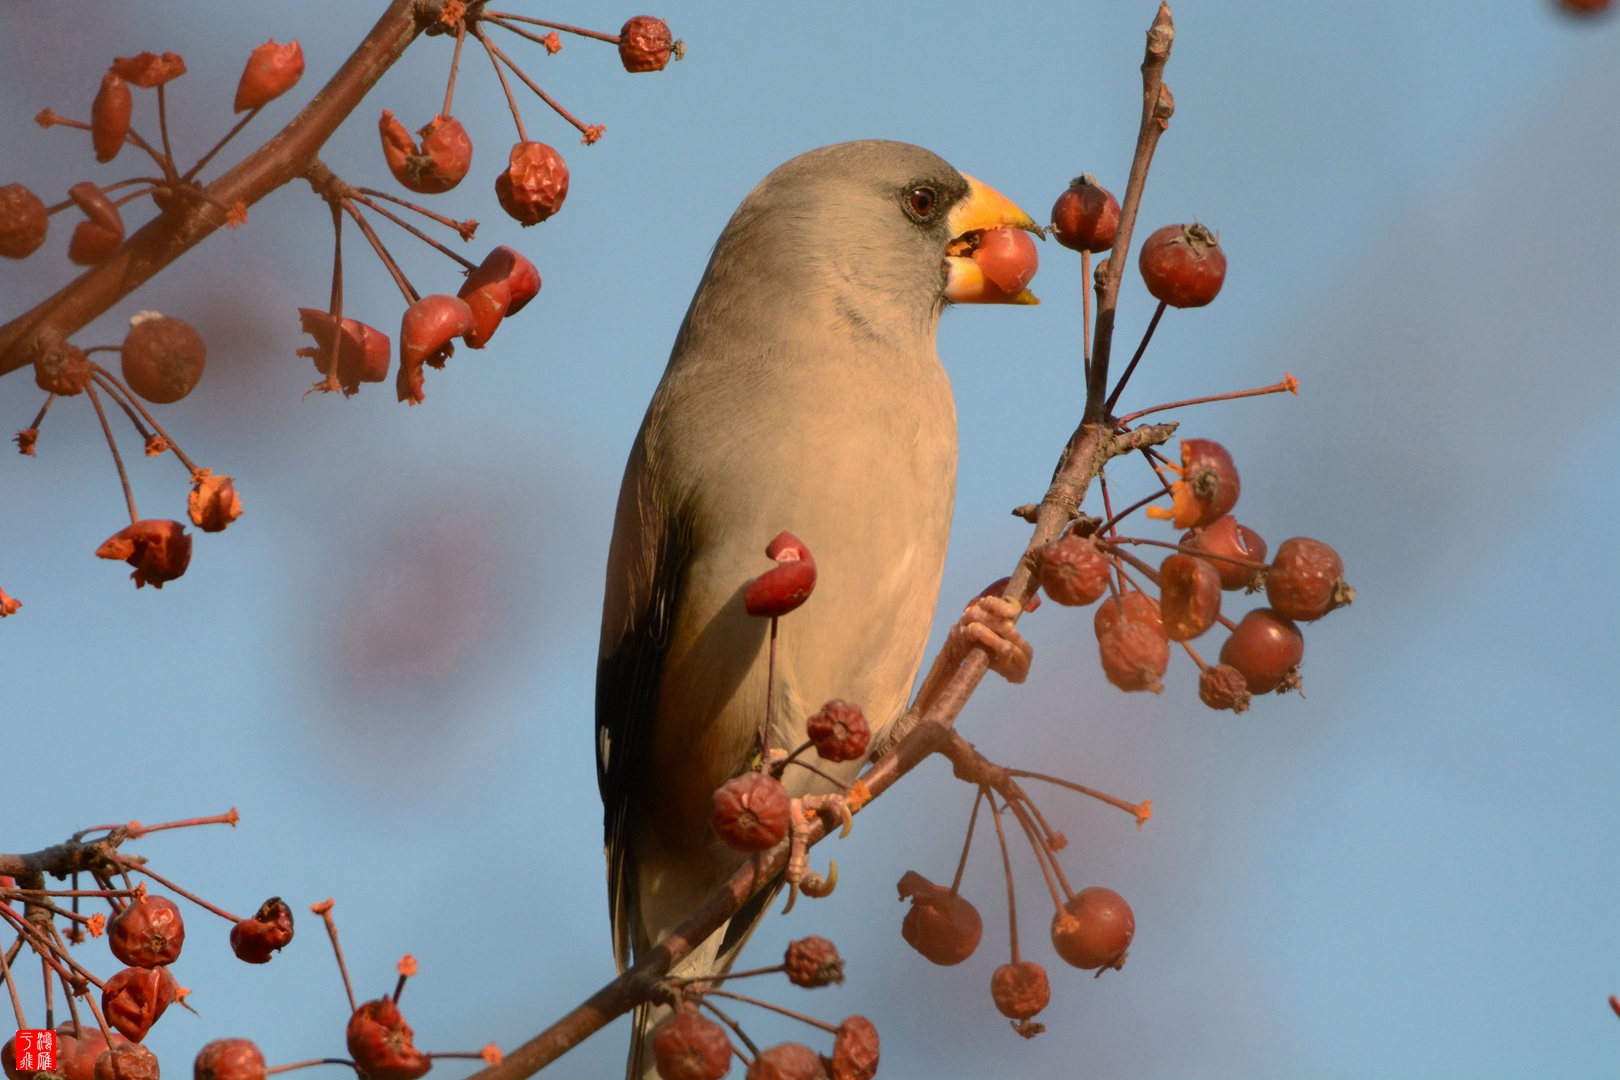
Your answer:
[948,594,1033,683]
[780,792,856,913]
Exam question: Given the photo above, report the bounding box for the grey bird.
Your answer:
[596,139,1040,1078]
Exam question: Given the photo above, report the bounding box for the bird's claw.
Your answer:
[949,594,1033,683]
[781,793,853,912]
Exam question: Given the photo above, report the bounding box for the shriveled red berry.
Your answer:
[972,227,1040,296]
[806,700,869,763]
[188,469,243,533]
[110,53,186,89]
[1220,608,1304,694]
[783,935,844,988]
[91,72,132,163]
[347,998,430,1080]
[650,1008,732,1080]
[108,893,185,967]
[745,1043,822,1080]
[101,964,178,1041]
[0,184,49,259]
[94,1043,158,1080]
[619,16,675,72]
[1198,663,1251,714]
[96,520,192,589]
[743,531,817,617]
[1181,515,1267,591]
[1038,534,1110,607]
[297,308,391,395]
[990,961,1050,1020]
[1147,438,1241,530]
[194,1039,266,1080]
[457,246,542,348]
[379,111,472,195]
[235,40,304,113]
[230,897,294,963]
[34,342,93,396]
[897,871,982,966]
[1138,222,1226,308]
[122,314,206,403]
[495,141,569,226]
[1158,553,1221,641]
[1266,537,1352,621]
[1097,617,1169,693]
[1049,174,1119,253]
[823,1016,878,1080]
[711,772,791,852]
[1050,887,1134,971]
[396,294,477,405]
[67,179,125,265]
[55,1023,126,1080]
[1092,590,1163,638]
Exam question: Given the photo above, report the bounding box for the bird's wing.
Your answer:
[597,427,690,973]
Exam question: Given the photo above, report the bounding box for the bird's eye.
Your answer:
[905,186,937,221]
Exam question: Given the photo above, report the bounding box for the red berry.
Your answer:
[1198,663,1251,714]
[378,111,472,195]
[0,184,49,259]
[1093,590,1163,638]
[783,936,844,988]
[897,871,982,966]
[229,897,294,963]
[743,531,817,618]
[971,227,1040,296]
[110,52,186,89]
[1050,887,1134,971]
[619,16,675,72]
[347,999,430,1080]
[33,342,93,397]
[189,469,243,533]
[710,772,791,852]
[1138,222,1226,308]
[806,700,869,763]
[1219,608,1304,694]
[55,1024,126,1080]
[235,40,304,113]
[1097,616,1169,693]
[1037,534,1110,606]
[297,309,391,395]
[122,314,206,403]
[96,520,192,589]
[745,1044,821,1080]
[1049,174,1119,253]
[1266,537,1352,621]
[1148,438,1241,530]
[396,293,477,405]
[108,893,185,967]
[67,179,126,265]
[92,73,132,163]
[1181,515,1267,591]
[101,964,178,1041]
[990,961,1051,1020]
[650,1008,732,1080]
[457,246,542,348]
[824,1016,878,1080]
[93,1044,159,1080]
[194,1040,266,1080]
[495,141,569,226]
[1157,553,1221,641]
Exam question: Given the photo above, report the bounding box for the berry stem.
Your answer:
[84,383,139,524]
[1098,475,1128,596]
[474,26,527,142]
[482,12,620,44]
[1104,533,1267,573]
[948,787,986,894]
[1003,792,1073,902]
[312,900,359,1014]
[89,368,200,472]
[265,1061,365,1075]
[1096,486,1172,533]
[114,858,245,923]
[1114,373,1301,425]
[155,85,179,180]
[1008,780,1067,852]
[0,927,25,1030]
[60,963,82,1031]
[1007,770,1153,826]
[1081,249,1094,385]
[779,758,851,791]
[41,949,54,1032]
[695,997,761,1058]
[40,919,108,993]
[1104,299,1166,414]
[88,369,156,442]
[79,975,118,1043]
[1178,638,1209,672]
[680,963,784,984]
[987,791,1023,963]
[1085,1,1174,425]
[698,988,839,1035]
[183,110,260,184]
[443,19,467,116]
[762,615,779,760]
[487,17,567,53]
[478,32,594,139]
[24,393,55,435]
[340,198,419,304]
[123,808,240,837]
[353,187,477,240]
[349,193,478,270]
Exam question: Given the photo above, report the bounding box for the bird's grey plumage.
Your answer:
[597,140,978,1078]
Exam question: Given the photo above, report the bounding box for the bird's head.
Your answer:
[697,140,1042,342]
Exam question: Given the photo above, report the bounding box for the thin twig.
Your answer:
[84,384,138,523]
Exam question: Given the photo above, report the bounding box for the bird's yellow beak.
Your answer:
[944,174,1043,305]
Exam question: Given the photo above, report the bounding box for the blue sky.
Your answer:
[3,3,1618,1078]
